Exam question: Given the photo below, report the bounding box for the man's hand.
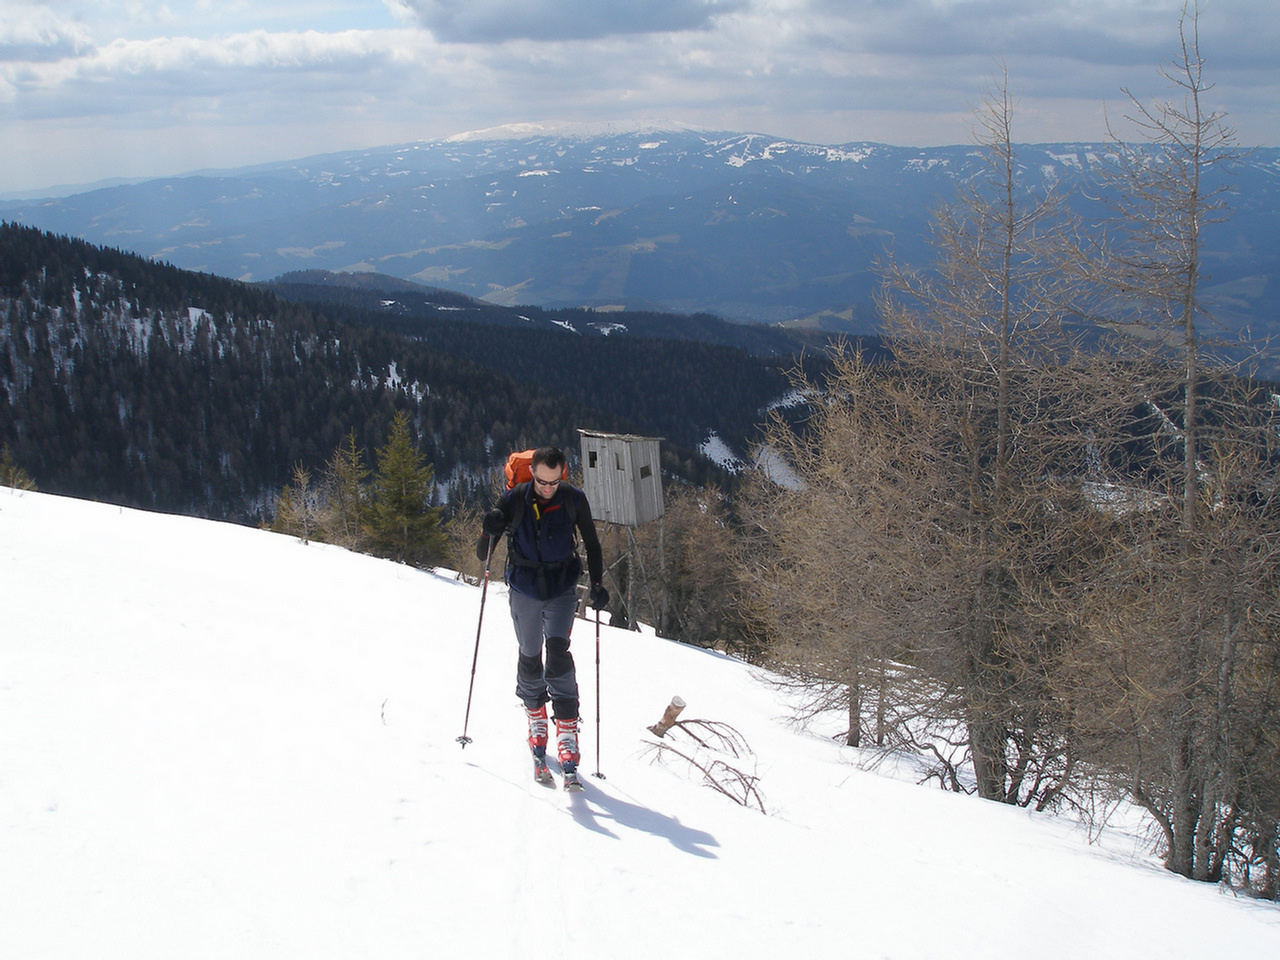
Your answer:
[482,507,508,537]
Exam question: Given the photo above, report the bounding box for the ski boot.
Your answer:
[556,717,584,792]
[526,704,553,785]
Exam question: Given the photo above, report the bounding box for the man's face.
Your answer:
[532,466,562,500]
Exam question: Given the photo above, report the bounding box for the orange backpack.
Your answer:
[504,449,568,489]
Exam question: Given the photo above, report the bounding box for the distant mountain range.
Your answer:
[3,126,1278,345]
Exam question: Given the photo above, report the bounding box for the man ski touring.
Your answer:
[478,446,608,790]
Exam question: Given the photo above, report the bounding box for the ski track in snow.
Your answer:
[3,489,1279,959]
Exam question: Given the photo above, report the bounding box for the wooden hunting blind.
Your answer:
[578,430,664,527]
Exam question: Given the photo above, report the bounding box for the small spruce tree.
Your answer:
[368,411,448,568]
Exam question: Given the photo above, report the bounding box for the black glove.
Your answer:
[475,535,495,562]
[481,507,508,538]
[589,582,609,610]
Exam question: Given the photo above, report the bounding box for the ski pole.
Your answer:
[457,538,495,748]
[592,607,606,779]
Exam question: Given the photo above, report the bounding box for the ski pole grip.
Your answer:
[647,696,686,738]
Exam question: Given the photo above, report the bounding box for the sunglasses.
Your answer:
[532,475,562,488]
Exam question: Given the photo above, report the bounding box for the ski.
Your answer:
[562,768,584,792]
[533,754,554,786]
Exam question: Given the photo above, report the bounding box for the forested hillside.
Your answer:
[0,224,807,520]
[266,289,837,459]
[265,270,825,355]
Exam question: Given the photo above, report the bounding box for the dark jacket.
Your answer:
[496,482,603,601]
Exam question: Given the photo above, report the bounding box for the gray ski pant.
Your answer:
[509,587,579,719]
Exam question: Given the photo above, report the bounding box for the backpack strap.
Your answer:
[504,483,578,538]
[505,482,528,536]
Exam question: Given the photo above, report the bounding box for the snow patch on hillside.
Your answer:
[699,431,744,471]
[752,444,803,490]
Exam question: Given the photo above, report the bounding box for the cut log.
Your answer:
[647,696,687,737]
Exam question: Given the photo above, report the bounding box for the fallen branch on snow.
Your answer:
[641,706,765,813]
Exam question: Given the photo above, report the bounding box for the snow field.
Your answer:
[3,489,1279,959]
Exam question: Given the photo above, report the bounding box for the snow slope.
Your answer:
[3,490,1278,959]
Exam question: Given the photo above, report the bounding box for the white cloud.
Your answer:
[1,0,1277,194]
[0,5,95,62]
[3,28,425,114]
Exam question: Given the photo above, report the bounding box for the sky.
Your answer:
[1,1,1277,194]
[6,485,1280,957]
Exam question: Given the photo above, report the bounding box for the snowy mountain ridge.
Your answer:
[6,127,1275,346]
[4,487,1279,958]
[443,119,706,143]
